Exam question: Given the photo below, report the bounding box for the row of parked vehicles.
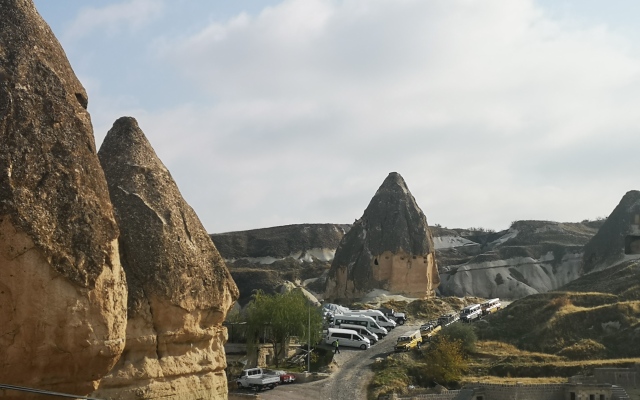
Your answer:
[323,306,407,350]
[397,298,504,352]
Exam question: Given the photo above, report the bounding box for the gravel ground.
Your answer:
[256,324,416,400]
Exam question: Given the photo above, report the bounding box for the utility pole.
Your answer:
[308,303,311,372]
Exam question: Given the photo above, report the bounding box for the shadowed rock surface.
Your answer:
[212,223,349,305]
[96,117,239,400]
[324,172,439,300]
[582,190,640,273]
[0,0,127,396]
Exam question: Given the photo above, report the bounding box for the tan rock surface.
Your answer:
[0,0,127,396]
[325,172,439,300]
[95,117,239,400]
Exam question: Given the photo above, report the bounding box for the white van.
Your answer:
[460,304,482,322]
[347,310,397,330]
[325,328,370,350]
[332,314,388,337]
[339,323,379,344]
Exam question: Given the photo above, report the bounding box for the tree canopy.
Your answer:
[245,289,323,366]
[421,337,468,385]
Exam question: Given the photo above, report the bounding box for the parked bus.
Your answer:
[481,298,501,315]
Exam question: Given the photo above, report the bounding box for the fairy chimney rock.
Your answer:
[324,172,440,300]
[96,117,239,400]
[0,0,127,396]
[583,190,640,273]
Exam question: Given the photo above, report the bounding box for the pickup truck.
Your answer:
[264,369,296,384]
[378,307,407,325]
[237,368,281,391]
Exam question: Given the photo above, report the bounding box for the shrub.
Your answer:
[441,323,477,353]
[421,337,468,385]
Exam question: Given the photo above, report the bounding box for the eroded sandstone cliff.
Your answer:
[324,172,439,300]
[95,117,239,400]
[0,0,127,396]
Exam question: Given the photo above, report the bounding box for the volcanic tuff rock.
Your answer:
[212,224,349,305]
[437,220,601,299]
[582,190,640,273]
[324,172,440,300]
[96,117,239,400]
[0,0,127,396]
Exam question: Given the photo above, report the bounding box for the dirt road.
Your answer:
[257,324,415,400]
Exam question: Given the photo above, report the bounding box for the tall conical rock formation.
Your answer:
[96,117,239,400]
[324,172,439,300]
[0,0,128,396]
[583,190,640,273]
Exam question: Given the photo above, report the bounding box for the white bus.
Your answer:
[339,323,379,344]
[460,304,482,323]
[332,314,388,337]
[325,327,370,350]
[344,310,397,330]
[481,298,501,315]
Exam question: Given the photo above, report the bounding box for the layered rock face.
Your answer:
[0,0,127,396]
[583,190,640,273]
[437,220,601,299]
[96,117,239,400]
[324,172,439,300]
[212,224,349,305]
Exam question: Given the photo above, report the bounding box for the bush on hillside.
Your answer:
[420,337,468,386]
[557,339,607,360]
[441,323,477,354]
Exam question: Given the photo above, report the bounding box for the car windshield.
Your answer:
[397,336,411,343]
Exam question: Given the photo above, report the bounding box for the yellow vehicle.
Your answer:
[419,323,442,341]
[394,329,422,352]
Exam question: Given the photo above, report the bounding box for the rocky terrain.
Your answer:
[324,172,440,300]
[0,0,127,395]
[436,220,603,299]
[213,219,608,306]
[211,224,348,305]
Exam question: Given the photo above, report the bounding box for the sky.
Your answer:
[32,0,640,234]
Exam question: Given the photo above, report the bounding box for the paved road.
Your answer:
[257,324,416,400]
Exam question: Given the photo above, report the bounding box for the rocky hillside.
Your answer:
[477,259,640,359]
[212,219,605,306]
[436,220,603,299]
[211,224,349,306]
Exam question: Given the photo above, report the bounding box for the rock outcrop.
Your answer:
[437,221,600,299]
[324,172,439,300]
[211,224,349,305]
[582,191,640,273]
[0,0,127,396]
[95,117,239,400]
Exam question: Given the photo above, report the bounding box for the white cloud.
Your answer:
[87,0,640,232]
[65,0,165,38]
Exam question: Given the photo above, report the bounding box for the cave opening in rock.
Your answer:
[625,236,640,255]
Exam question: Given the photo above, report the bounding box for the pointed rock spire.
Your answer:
[0,0,127,394]
[96,117,239,399]
[325,172,439,300]
[583,190,640,272]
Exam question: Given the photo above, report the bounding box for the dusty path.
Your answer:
[257,324,415,400]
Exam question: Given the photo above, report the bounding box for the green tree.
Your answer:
[441,322,477,353]
[245,289,323,367]
[421,337,468,385]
